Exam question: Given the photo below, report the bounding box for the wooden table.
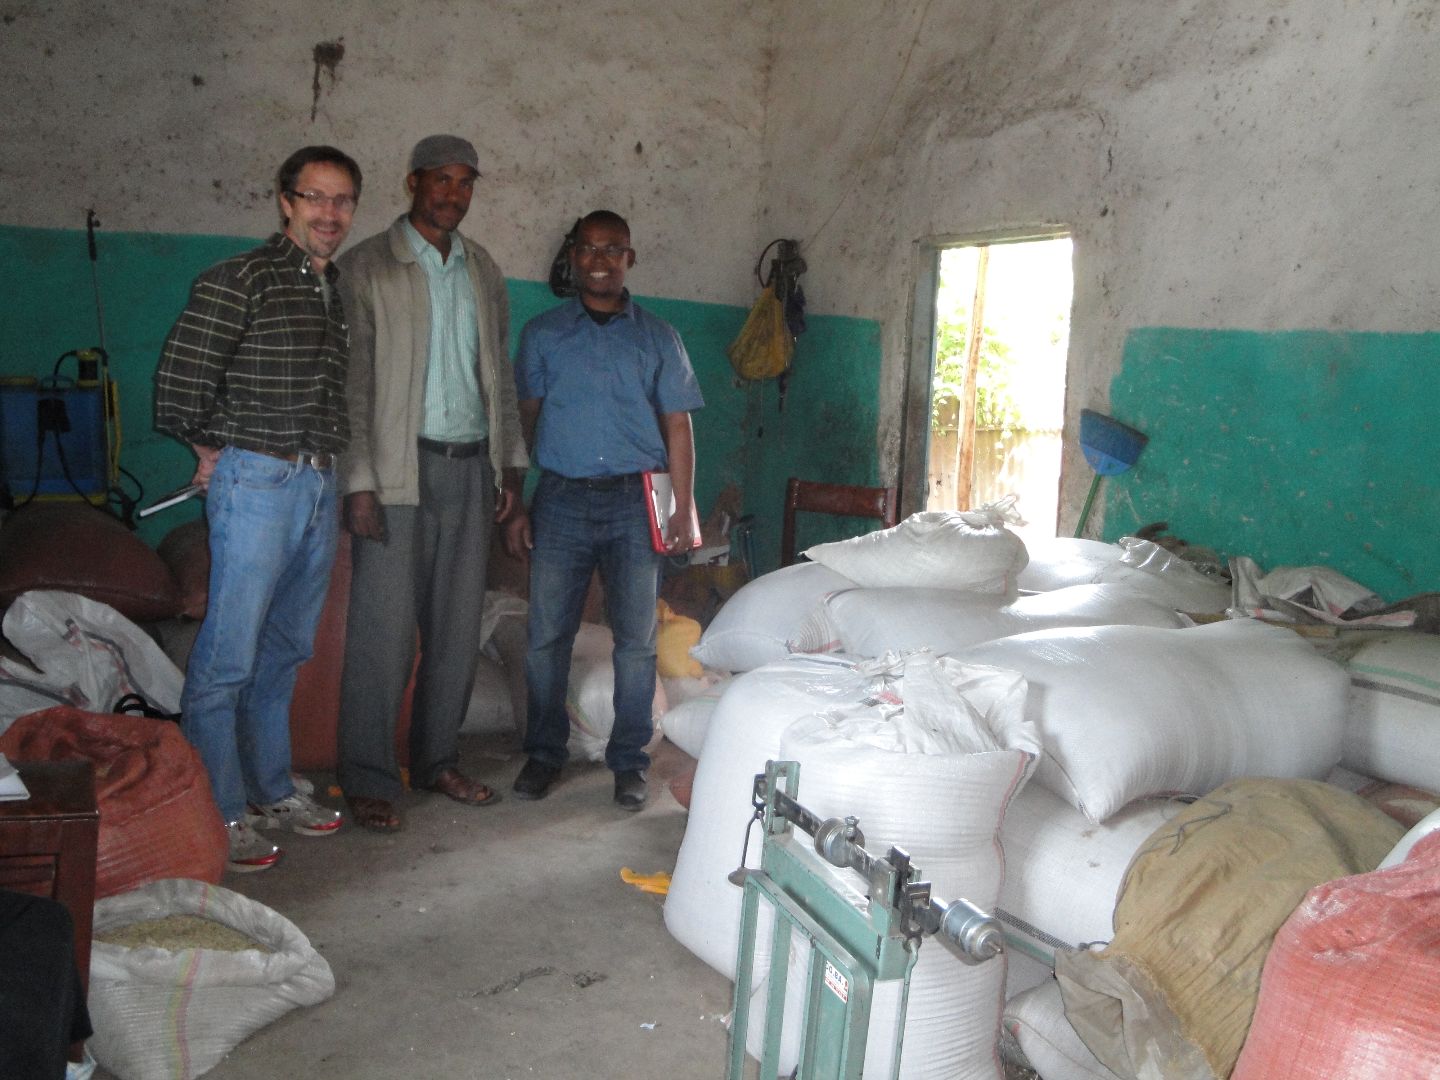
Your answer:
[0,760,100,998]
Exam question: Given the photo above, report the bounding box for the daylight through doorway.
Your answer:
[926,235,1071,545]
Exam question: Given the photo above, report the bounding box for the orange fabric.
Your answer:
[1232,832,1440,1079]
[0,706,226,897]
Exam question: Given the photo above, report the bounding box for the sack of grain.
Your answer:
[789,582,1187,659]
[802,506,1027,594]
[689,562,856,673]
[88,878,334,1080]
[955,620,1349,823]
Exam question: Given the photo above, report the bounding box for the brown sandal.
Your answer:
[346,794,403,833]
[420,767,501,807]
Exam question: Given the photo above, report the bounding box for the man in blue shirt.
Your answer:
[507,210,703,809]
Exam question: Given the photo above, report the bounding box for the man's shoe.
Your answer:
[614,770,647,811]
[247,791,343,836]
[227,820,282,873]
[512,759,561,800]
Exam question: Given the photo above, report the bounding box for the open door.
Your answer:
[901,231,1072,546]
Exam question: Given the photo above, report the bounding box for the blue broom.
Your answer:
[1074,409,1148,538]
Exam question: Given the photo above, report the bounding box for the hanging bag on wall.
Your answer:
[726,284,793,381]
[727,238,807,384]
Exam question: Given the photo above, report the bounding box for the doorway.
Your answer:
[901,231,1072,546]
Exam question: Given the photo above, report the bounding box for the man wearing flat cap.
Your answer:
[335,135,528,832]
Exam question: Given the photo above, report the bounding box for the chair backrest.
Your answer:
[780,477,900,567]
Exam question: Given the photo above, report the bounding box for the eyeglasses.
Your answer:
[573,243,632,259]
[286,190,358,212]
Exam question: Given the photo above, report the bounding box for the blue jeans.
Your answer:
[525,472,661,773]
[181,448,339,824]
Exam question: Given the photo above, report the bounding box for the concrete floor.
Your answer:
[84,728,1042,1080]
[93,734,734,1080]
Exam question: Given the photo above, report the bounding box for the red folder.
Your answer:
[643,471,703,554]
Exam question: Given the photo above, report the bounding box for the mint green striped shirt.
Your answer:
[403,220,486,442]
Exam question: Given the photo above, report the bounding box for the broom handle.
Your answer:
[1074,473,1102,539]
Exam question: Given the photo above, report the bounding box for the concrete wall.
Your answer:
[0,0,777,552]
[4,0,1437,590]
[761,0,1440,596]
[0,0,770,304]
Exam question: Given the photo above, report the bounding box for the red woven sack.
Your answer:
[0,707,226,898]
[1232,831,1440,1079]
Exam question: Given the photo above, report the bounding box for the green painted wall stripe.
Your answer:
[1110,327,1440,602]
[1,225,885,575]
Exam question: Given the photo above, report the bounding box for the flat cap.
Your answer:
[409,134,479,174]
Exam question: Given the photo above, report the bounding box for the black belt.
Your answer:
[418,437,486,459]
[545,470,642,490]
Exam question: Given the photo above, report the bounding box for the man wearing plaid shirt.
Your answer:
[155,144,362,872]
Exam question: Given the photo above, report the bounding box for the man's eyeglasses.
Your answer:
[286,190,358,212]
[573,243,632,259]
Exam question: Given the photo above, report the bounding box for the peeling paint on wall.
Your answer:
[311,39,345,122]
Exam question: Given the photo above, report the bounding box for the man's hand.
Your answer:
[190,444,222,491]
[502,511,532,561]
[664,511,696,554]
[345,491,387,542]
[495,486,518,523]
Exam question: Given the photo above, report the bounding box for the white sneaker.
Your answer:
[227,820,282,873]
[247,791,343,836]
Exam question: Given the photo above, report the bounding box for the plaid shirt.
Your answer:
[154,233,350,454]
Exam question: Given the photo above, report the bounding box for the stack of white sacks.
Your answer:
[659,508,1437,1079]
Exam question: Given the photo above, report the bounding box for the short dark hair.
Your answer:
[276,145,363,201]
[579,209,630,238]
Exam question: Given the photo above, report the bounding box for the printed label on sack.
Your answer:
[823,960,849,1003]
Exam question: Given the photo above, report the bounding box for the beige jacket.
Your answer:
[335,216,527,504]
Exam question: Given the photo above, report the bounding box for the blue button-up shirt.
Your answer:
[404,220,485,443]
[515,296,703,477]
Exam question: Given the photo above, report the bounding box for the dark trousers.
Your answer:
[338,451,496,798]
[0,889,92,1079]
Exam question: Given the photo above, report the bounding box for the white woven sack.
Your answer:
[1341,634,1440,792]
[803,506,1028,594]
[1006,948,1058,1001]
[1096,538,1231,614]
[657,677,729,758]
[663,655,884,980]
[88,878,335,1080]
[1,590,184,736]
[954,619,1350,823]
[1016,537,1123,592]
[790,583,1187,659]
[998,784,1179,967]
[1003,980,1124,1080]
[689,562,856,673]
[742,651,1039,1079]
[564,622,666,762]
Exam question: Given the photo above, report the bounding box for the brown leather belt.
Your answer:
[256,449,334,469]
[418,437,486,459]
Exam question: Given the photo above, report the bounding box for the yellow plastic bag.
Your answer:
[656,599,703,678]
[726,285,793,381]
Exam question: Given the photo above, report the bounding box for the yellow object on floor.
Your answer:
[621,868,672,895]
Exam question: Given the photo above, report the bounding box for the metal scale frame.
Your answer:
[727,760,1003,1079]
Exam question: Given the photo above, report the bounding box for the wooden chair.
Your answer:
[780,477,900,567]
